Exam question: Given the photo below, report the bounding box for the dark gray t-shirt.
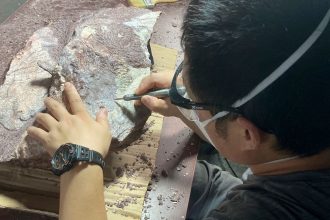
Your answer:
[188,161,330,220]
[208,169,330,220]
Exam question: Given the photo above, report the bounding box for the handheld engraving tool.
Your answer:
[115,87,186,101]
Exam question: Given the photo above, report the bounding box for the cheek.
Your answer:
[205,122,229,154]
[195,110,212,122]
[205,121,245,163]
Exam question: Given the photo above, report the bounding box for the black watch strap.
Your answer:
[75,145,106,169]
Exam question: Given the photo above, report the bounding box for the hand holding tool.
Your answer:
[115,87,185,101]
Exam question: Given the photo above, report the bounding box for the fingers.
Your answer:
[96,108,109,128]
[63,82,88,116]
[135,72,173,106]
[27,126,48,145]
[45,97,70,121]
[140,95,169,115]
[35,113,58,131]
[135,72,172,95]
[62,91,72,114]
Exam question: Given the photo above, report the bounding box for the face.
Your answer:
[181,60,261,164]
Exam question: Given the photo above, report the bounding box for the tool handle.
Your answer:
[123,87,185,101]
[123,88,170,101]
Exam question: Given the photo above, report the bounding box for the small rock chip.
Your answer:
[161,169,168,177]
[157,194,164,206]
[116,167,124,177]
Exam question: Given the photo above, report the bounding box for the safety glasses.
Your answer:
[169,61,241,113]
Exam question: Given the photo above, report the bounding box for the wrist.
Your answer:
[61,163,103,180]
[51,143,105,176]
[59,162,106,220]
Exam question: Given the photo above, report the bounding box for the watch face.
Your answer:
[51,144,75,174]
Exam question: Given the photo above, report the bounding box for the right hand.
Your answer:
[135,70,181,117]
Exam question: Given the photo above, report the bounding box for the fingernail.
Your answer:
[134,100,142,106]
[103,109,109,116]
[143,96,151,104]
[100,107,108,114]
[44,97,51,104]
[64,82,71,88]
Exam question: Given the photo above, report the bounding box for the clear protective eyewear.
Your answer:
[172,67,232,124]
[170,66,230,145]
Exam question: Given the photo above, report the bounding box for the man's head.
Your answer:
[181,0,330,163]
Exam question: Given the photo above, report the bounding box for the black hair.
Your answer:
[182,0,330,155]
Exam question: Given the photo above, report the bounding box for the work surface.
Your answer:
[0,0,199,219]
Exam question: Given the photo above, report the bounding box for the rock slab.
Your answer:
[0,6,160,166]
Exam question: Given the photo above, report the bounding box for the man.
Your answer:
[28,0,330,219]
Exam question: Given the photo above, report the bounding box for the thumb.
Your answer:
[96,108,109,128]
[141,95,168,115]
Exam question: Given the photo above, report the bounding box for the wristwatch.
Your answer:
[51,143,105,176]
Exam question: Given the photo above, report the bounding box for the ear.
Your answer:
[236,117,262,150]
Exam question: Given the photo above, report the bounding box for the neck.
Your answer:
[250,148,330,175]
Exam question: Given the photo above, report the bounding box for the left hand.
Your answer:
[27,82,112,158]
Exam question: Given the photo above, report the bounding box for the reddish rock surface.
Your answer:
[0,5,159,166]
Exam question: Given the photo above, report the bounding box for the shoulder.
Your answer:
[203,201,279,220]
[203,169,330,220]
